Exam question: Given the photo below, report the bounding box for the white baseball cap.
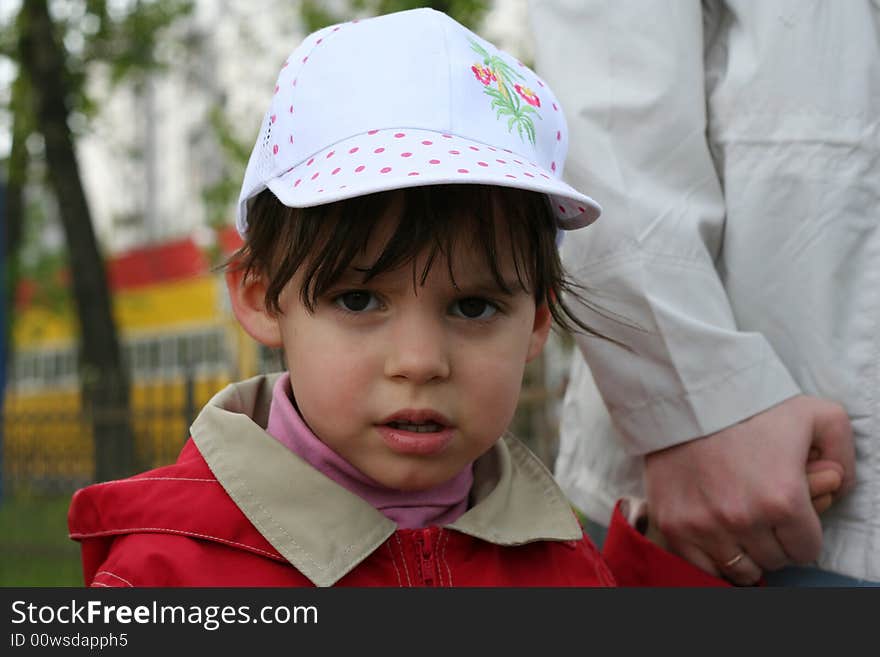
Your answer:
[236,8,601,237]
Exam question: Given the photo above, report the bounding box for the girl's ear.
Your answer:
[225,268,283,348]
[526,302,552,363]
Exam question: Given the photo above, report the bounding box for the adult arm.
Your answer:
[529,0,854,583]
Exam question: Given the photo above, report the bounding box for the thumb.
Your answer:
[810,400,855,495]
[806,457,843,478]
[806,464,841,499]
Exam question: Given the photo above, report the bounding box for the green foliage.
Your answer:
[299,0,344,33]
[2,0,196,168]
[83,0,194,85]
[300,0,490,32]
[2,1,194,128]
[1,0,196,315]
[17,198,72,317]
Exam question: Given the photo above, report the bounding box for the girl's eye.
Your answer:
[335,291,379,313]
[450,297,497,320]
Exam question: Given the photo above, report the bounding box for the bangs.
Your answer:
[230,183,612,340]
[241,185,557,313]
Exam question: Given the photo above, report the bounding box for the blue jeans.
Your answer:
[763,566,879,587]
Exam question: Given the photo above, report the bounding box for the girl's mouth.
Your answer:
[386,421,444,433]
[376,412,455,455]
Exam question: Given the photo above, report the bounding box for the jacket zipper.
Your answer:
[416,528,438,586]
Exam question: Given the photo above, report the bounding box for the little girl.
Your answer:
[68,8,840,587]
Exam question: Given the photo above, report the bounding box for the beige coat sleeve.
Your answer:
[529,0,800,454]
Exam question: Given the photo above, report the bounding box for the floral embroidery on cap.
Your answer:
[469,39,540,144]
[514,83,540,108]
[471,64,496,86]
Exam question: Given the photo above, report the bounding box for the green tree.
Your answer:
[3,0,192,482]
[300,0,489,32]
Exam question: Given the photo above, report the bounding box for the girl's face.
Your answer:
[232,202,551,491]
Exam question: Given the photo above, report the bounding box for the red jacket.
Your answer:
[68,376,728,588]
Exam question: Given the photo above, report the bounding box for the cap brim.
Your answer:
[239,128,600,235]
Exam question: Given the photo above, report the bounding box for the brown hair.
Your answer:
[228,184,608,338]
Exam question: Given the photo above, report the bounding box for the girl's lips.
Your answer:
[375,424,455,456]
[379,409,452,426]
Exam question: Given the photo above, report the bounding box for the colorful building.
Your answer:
[3,227,279,493]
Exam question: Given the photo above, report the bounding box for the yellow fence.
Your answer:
[2,373,231,495]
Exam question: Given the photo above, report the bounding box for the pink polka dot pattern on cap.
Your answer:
[269,127,593,227]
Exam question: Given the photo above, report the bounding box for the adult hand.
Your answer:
[806,458,844,515]
[643,395,855,586]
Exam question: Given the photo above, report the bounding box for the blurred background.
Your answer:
[0,0,573,585]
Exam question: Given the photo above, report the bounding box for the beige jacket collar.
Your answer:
[191,374,582,587]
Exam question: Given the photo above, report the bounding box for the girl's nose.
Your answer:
[383,313,451,384]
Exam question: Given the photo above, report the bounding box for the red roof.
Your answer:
[107,238,209,290]
[14,227,246,308]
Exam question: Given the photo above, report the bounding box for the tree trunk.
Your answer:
[17,0,134,481]
[2,77,27,397]
[0,75,28,503]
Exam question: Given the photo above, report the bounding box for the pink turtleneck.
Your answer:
[265,373,473,529]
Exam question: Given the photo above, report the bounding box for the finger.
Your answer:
[806,457,843,478]
[762,465,825,564]
[807,468,841,499]
[736,528,789,572]
[774,504,823,564]
[811,401,855,494]
[717,551,763,587]
[812,493,833,514]
[684,532,764,586]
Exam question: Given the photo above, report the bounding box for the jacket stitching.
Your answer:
[70,528,282,560]
[439,531,453,586]
[385,542,403,587]
[85,477,218,487]
[435,530,445,586]
[95,570,134,587]
[393,534,412,586]
[435,531,445,586]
